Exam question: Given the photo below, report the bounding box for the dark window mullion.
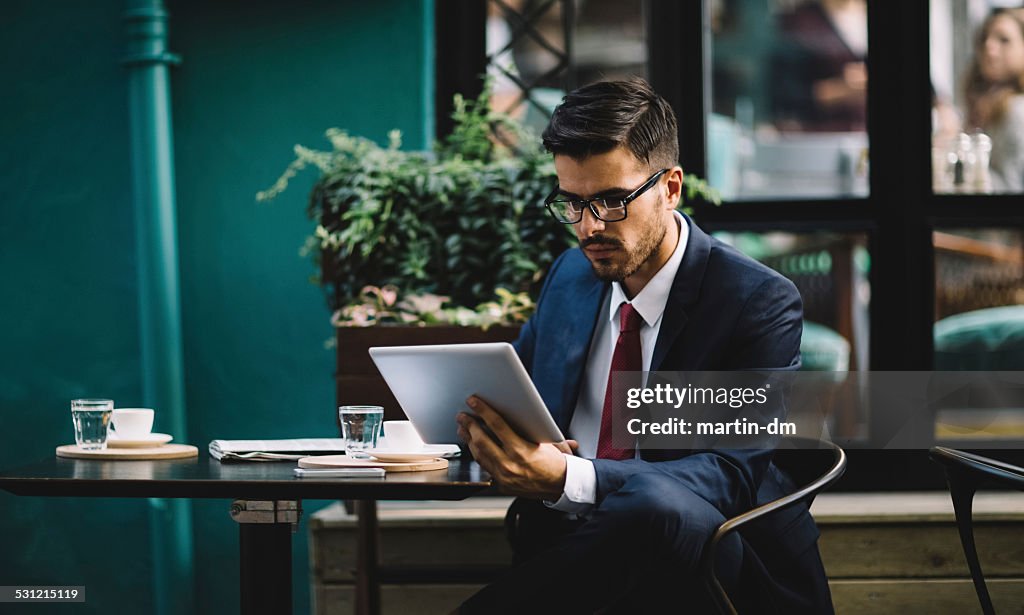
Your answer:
[851,0,938,484]
[433,0,487,140]
[697,199,871,226]
[701,218,877,236]
[932,195,1024,225]
[646,0,706,179]
[867,0,933,371]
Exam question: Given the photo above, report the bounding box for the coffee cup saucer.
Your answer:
[365,444,461,462]
[107,433,173,448]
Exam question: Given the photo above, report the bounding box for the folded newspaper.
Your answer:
[208,438,347,461]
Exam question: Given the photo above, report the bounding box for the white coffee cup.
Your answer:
[110,408,155,439]
[382,420,425,451]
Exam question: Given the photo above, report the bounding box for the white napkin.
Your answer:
[208,438,347,462]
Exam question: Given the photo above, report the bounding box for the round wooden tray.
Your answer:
[56,444,199,460]
[297,455,448,472]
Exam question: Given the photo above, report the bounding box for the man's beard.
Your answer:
[584,216,667,283]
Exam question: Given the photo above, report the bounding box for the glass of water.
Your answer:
[338,405,383,458]
[71,399,113,450]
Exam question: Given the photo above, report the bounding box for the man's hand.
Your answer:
[456,395,577,500]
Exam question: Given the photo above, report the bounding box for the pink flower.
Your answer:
[380,285,399,307]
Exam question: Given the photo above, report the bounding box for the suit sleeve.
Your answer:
[724,275,803,370]
[592,274,803,517]
[512,249,570,375]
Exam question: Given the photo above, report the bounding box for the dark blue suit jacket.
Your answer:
[513,215,830,610]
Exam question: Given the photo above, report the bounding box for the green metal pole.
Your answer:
[122,2,194,614]
[421,0,435,147]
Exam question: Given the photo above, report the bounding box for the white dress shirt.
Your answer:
[547,211,689,514]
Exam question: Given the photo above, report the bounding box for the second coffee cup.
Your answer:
[382,420,425,450]
[110,408,155,439]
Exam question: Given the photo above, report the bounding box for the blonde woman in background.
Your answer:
[965,7,1024,191]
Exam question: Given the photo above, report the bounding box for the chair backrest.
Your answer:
[931,446,1024,489]
[715,438,847,540]
[703,438,847,615]
[772,438,848,493]
[929,447,1024,615]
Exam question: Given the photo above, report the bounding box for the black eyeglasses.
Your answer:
[544,168,671,224]
[545,168,669,224]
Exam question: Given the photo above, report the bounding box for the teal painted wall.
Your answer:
[1,0,433,612]
[0,1,154,613]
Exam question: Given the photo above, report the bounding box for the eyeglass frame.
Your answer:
[544,168,670,224]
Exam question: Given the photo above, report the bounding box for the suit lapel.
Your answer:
[557,276,607,432]
[651,215,712,371]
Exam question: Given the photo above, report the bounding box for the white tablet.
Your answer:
[368,342,564,445]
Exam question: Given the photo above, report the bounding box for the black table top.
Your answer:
[0,455,492,501]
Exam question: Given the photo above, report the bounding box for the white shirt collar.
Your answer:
[608,210,689,328]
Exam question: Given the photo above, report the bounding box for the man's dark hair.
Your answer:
[542,77,679,169]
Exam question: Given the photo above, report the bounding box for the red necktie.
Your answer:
[596,302,643,460]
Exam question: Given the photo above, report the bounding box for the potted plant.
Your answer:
[259,87,718,417]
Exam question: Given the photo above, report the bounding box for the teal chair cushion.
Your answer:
[800,321,850,371]
[934,305,1024,370]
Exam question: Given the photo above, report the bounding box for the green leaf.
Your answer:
[258,79,717,317]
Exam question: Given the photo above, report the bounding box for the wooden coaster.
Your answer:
[56,443,199,460]
[297,455,448,472]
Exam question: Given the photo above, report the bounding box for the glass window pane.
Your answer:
[573,0,647,84]
[486,0,646,133]
[487,0,567,126]
[709,0,869,200]
[934,227,1024,440]
[931,0,1024,194]
[715,230,871,439]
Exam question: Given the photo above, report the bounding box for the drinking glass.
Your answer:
[71,399,114,450]
[338,405,383,458]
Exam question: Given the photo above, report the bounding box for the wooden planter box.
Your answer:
[335,325,522,424]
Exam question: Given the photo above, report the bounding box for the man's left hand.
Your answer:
[456,395,571,500]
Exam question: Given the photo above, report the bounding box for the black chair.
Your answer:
[929,446,1024,615]
[701,438,847,615]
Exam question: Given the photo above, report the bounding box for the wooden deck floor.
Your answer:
[310,492,1024,614]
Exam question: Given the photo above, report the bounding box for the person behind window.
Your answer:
[965,7,1024,192]
[771,0,868,132]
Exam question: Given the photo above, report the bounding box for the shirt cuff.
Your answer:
[543,454,597,515]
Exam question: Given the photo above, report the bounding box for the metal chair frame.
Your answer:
[929,446,1024,615]
[701,438,848,615]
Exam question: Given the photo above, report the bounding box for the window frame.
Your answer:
[435,0,1024,489]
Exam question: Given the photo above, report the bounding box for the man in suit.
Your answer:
[455,78,832,613]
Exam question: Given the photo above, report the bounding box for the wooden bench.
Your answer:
[310,492,1024,614]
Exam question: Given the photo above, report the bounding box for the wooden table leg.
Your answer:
[355,499,381,615]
